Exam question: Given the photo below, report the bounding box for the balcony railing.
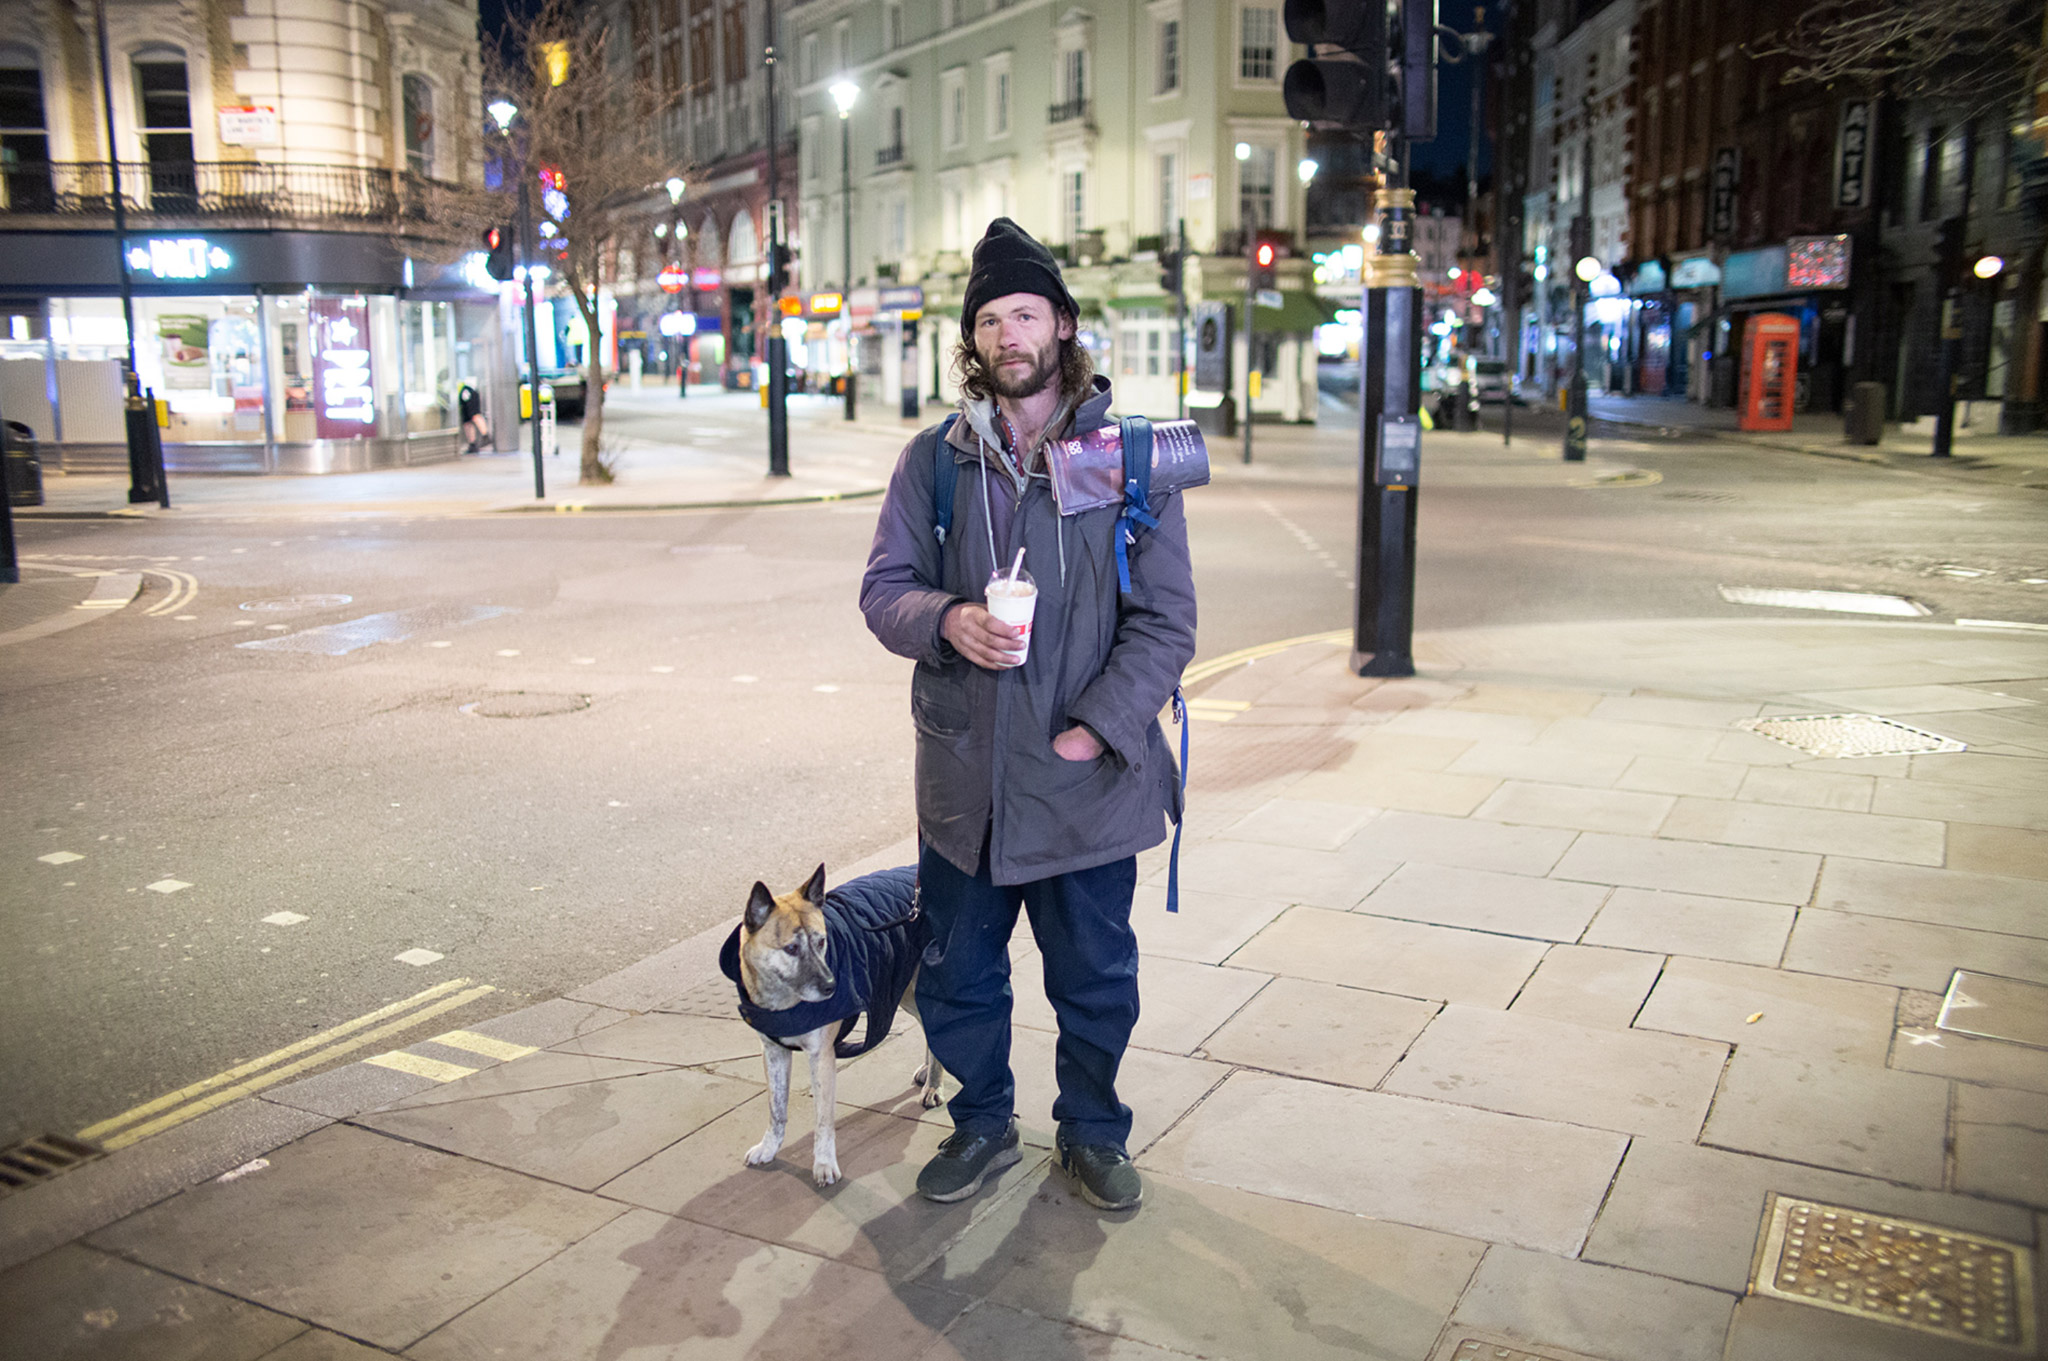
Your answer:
[1047,98,1091,126]
[0,160,467,229]
[875,144,906,168]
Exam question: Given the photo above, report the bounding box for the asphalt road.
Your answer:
[3,397,2043,1148]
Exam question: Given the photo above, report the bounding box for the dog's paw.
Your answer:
[812,1156,841,1186]
[920,1081,945,1110]
[744,1138,781,1168]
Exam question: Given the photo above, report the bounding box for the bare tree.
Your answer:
[1752,0,2042,109]
[484,0,688,484]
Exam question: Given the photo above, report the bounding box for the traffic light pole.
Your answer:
[517,168,545,500]
[763,14,790,476]
[1242,232,1256,465]
[1563,95,1591,462]
[1353,158,1421,678]
[1174,218,1188,420]
[1932,119,1978,459]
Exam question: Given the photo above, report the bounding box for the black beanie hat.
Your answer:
[960,217,1079,340]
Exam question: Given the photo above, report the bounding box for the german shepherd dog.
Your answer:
[728,865,943,1186]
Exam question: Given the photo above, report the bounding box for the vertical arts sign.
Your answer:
[1710,148,1740,238]
[1835,100,1872,209]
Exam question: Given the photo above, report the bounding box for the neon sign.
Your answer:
[125,238,233,280]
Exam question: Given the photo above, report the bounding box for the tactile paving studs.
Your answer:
[1751,1195,2035,1352]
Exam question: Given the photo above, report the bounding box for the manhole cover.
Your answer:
[1736,714,1966,759]
[459,692,591,718]
[0,1133,103,1196]
[240,595,353,611]
[1751,1195,2035,1351]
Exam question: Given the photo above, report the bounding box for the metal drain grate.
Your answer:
[1736,713,1967,759]
[0,1133,104,1195]
[1751,1195,2036,1351]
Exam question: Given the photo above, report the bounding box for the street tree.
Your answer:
[484,0,688,484]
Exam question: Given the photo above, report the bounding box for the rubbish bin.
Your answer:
[4,419,43,507]
[1844,381,1886,446]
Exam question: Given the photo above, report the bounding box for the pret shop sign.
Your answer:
[311,296,376,439]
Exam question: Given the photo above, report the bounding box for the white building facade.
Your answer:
[0,0,512,473]
[786,0,1329,422]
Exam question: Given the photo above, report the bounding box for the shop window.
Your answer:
[400,299,456,432]
[131,295,265,444]
[0,51,53,212]
[1156,18,1180,95]
[134,53,195,208]
[402,75,435,178]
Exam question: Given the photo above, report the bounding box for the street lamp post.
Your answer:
[664,177,687,400]
[95,0,165,507]
[1564,95,1593,463]
[762,7,790,476]
[831,80,860,422]
[489,98,546,499]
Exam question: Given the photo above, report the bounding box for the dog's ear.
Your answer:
[744,881,776,933]
[801,863,826,905]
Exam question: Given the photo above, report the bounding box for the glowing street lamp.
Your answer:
[829,79,860,420]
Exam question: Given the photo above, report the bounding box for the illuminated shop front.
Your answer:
[0,229,513,474]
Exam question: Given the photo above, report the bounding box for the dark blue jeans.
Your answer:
[915,839,1140,1150]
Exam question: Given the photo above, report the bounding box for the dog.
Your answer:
[718,863,942,1185]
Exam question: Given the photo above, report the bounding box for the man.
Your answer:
[859,219,1197,1212]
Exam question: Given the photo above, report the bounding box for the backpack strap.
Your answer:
[931,414,962,545]
[1113,416,1159,596]
[1111,416,1189,914]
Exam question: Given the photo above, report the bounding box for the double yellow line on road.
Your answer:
[79,979,496,1152]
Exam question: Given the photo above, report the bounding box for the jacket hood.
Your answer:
[948,374,1114,458]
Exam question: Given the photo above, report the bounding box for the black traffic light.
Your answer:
[1159,249,1183,298]
[1283,0,1387,126]
[1252,239,1279,292]
[483,225,515,282]
[1282,0,1436,138]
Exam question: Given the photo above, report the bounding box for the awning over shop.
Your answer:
[1249,290,1338,333]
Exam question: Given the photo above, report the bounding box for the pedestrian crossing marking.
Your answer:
[429,1029,537,1062]
[366,1051,478,1082]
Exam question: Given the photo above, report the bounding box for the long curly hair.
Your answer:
[952,309,1094,406]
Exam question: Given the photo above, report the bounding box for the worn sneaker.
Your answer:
[917,1120,1022,1203]
[1057,1138,1143,1211]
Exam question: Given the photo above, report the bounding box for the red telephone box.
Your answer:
[1738,313,1800,432]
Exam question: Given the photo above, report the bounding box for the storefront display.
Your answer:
[0,229,510,474]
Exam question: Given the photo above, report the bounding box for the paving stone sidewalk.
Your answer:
[3,616,2046,1360]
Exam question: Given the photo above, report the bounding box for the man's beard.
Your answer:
[981,337,1061,399]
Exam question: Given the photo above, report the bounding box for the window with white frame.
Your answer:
[984,53,1011,138]
[940,177,968,251]
[981,162,1012,223]
[1058,47,1087,111]
[1237,141,1276,228]
[1238,5,1280,82]
[800,32,818,84]
[1155,147,1180,238]
[941,68,967,149]
[1062,167,1086,243]
[801,115,820,181]
[884,2,903,49]
[833,20,850,71]
[1155,17,1181,95]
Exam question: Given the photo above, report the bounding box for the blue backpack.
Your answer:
[928,413,1188,913]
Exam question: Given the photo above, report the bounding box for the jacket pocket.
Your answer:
[910,661,971,737]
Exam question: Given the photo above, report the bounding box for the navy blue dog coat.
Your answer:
[719,865,927,1059]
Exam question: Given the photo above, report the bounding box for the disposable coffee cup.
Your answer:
[984,568,1037,666]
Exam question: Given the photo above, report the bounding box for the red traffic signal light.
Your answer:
[1256,242,1277,268]
[482,224,515,282]
[482,226,502,251]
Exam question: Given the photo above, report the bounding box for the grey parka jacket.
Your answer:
[859,377,1197,886]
